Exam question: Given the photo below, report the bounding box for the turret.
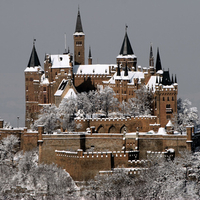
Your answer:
[149,43,155,74]
[73,7,85,65]
[116,26,137,71]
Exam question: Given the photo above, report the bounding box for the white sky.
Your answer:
[0,0,200,127]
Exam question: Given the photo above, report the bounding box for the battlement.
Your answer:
[75,116,157,122]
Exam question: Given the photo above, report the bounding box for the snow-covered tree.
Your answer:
[98,86,119,117]
[88,90,100,116]
[59,97,77,131]
[77,92,92,116]
[128,85,153,116]
[172,98,199,133]
[32,104,60,134]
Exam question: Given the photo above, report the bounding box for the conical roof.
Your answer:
[119,27,134,55]
[155,48,162,72]
[27,41,41,67]
[75,9,83,33]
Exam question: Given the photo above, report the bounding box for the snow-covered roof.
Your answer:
[156,70,163,74]
[64,88,77,99]
[51,54,71,68]
[146,76,157,92]
[73,32,85,36]
[157,127,167,135]
[24,66,44,72]
[166,120,173,127]
[104,71,144,84]
[54,79,68,96]
[116,54,137,59]
[73,64,116,75]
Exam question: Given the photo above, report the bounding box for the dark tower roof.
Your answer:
[162,71,171,85]
[88,46,92,58]
[150,44,153,59]
[155,48,162,72]
[119,26,134,55]
[75,8,83,33]
[27,40,41,67]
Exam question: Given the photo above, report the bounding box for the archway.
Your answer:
[97,125,105,133]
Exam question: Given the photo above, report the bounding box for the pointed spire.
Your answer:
[75,7,83,33]
[150,43,153,59]
[88,46,92,58]
[155,47,162,72]
[175,74,177,83]
[124,62,128,76]
[149,43,154,67]
[27,39,41,67]
[119,25,134,55]
[171,74,174,84]
[117,62,121,76]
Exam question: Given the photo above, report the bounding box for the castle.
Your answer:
[25,9,178,130]
[17,9,194,181]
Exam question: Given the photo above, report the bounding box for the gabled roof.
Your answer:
[119,28,134,55]
[27,41,41,67]
[75,8,83,33]
[155,48,162,72]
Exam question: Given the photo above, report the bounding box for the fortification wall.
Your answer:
[75,116,158,133]
[138,134,187,159]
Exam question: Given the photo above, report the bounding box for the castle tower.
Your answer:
[24,40,44,128]
[116,26,137,71]
[74,8,85,65]
[88,46,92,65]
[153,50,178,126]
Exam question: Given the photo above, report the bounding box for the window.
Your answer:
[167,115,171,119]
[44,95,47,104]
[78,52,80,57]
[76,41,82,46]
[26,96,28,101]
[172,97,174,101]
[26,86,28,90]
[43,87,46,91]
[163,97,165,101]
[166,104,171,108]
[167,97,169,101]
[26,78,28,81]
[105,69,107,73]
[30,78,33,81]
[55,72,57,75]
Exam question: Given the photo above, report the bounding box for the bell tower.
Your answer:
[73,8,85,65]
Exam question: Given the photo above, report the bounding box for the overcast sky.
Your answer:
[0,0,200,127]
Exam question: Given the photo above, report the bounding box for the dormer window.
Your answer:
[59,57,63,61]
[93,69,95,73]
[105,69,107,73]
[80,70,82,73]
